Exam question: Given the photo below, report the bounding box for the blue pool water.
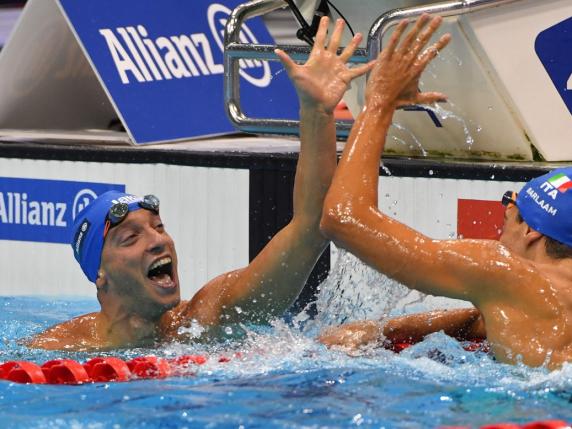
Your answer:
[0,295,571,429]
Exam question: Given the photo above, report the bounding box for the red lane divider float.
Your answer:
[0,361,47,384]
[0,354,216,385]
[0,355,568,429]
[42,359,90,384]
[442,421,570,429]
[83,357,131,382]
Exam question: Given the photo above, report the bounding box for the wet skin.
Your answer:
[320,203,572,368]
[28,16,375,352]
[320,15,572,369]
[28,210,184,350]
[98,209,181,320]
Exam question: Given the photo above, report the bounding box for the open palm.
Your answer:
[366,14,451,109]
[275,17,373,113]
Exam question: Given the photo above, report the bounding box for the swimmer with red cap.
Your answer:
[318,15,572,370]
[27,16,376,350]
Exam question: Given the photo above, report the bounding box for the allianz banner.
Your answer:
[0,177,124,244]
[58,0,300,144]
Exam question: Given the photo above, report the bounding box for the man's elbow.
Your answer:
[320,201,351,243]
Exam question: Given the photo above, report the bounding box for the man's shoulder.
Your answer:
[159,300,192,337]
[26,312,101,350]
[54,312,100,332]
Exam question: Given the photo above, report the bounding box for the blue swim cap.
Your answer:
[517,167,572,248]
[71,191,146,283]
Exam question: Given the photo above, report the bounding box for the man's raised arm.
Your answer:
[178,18,373,326]
[318,16,494,301]
[319,15,540,303]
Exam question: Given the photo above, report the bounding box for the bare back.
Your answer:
[478,260,572,368]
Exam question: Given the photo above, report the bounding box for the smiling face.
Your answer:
[98,209,181,321]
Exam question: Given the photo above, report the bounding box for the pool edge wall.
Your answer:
[0,138,560,309]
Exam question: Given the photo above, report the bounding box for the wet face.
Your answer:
[98,209,181,320]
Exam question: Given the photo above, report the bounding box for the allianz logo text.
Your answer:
[0,192,67,227]
[0,188,98,228]
[99,3,271,88]
[0,178,124,245]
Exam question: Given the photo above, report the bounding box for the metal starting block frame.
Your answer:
[223,0,521,138]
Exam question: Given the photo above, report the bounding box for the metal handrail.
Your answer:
[366,0,520,61]
[224,0,522,137]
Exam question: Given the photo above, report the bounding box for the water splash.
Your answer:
[390,122,427,156]
[1,297,571,428]
[301,249,417,334]
[272,67,286,78]
[380,164,392,176]
[425,102,475,148]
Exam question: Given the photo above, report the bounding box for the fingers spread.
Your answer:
[411,16,444,59]
[416,33,451,70]
[314,16,330,50]
[398,13,430,55]
[416,91,448,104]
[384,19,409,58]
[340,32,363,63]
[274,48,296,74]
[327,18,345,53]
[348,61,375,79]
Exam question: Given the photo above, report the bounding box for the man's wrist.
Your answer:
[363,96,397,114]
[300,102,335,117]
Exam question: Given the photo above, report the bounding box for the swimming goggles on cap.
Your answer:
[501,190,517,208]
[104,194,160,238]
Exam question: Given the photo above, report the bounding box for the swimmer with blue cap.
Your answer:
[28,16,376,350]
[318,15,572,370]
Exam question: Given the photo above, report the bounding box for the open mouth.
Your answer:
[147,257,176,290]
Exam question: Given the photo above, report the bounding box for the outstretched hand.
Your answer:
[366,14,451,109]
[275,17,373,113]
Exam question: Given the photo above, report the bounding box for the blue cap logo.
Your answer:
[71,190,144,283]
[517,167,572,248]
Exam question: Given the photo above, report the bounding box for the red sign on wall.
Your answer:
[457,199,505,240]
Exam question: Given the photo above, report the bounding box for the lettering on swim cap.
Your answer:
[112,195,141,205]
[526,187,558,216]
[73,219,91,257]
[539,181,559,200]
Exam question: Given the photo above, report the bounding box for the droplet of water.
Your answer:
[390,123,427,156]
[177,319,206,338]
[352,413,364,425]
[425,103,475,149]
[225,326,233,335]
[381,164,392,176]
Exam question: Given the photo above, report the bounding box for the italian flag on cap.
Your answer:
[548,173,572,192]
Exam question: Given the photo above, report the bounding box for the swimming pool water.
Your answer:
[0,294,571,429]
